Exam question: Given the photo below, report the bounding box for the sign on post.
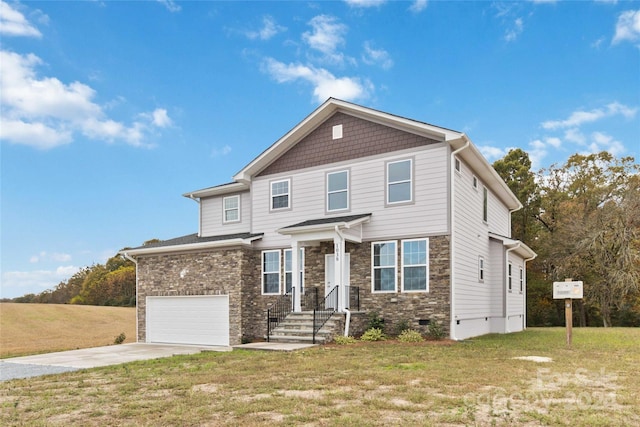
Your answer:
[553,280,584,347]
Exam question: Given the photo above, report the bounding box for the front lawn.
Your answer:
[1,328,638,426]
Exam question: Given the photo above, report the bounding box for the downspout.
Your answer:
[449,135,470,340]
[504,243,520,333]
[122,252,139,343]
[187,194,202,237]
[334,225,350,336]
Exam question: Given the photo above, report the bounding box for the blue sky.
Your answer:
[1,0,639,299]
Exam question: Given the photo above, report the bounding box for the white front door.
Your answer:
[325,253,350,309]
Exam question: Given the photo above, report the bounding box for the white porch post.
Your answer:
[334,234,345,312]
[291,239,301,312]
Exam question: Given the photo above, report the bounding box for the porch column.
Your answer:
[333,233,345,312]
[291,240,301,312]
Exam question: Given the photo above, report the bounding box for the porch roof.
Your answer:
[278,213,372,233]
[489,232,537,260]
[121,232,264,257]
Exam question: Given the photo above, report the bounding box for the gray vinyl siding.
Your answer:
[200,192,251,237]
[452,157,512,320]
[507,252,525,316]
[252,145,449,249]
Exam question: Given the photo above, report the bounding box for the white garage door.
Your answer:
[146,295,229,346]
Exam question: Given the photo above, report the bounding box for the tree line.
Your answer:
[494,150,639,327]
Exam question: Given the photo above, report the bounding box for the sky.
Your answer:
[1,0,639,299]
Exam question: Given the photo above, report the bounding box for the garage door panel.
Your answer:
[146,296,229,346]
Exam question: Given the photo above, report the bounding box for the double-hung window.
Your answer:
[271,179,290,210]
[223,195,240,223]
[262,250,280,295]
[387,159,412,204]
[519,267,524,293]
[483,186,488,223]
[478,256,485,282]
[327,170,349,212]
[508,262,513,292]
[372,241,397,292]
[284,248,304,294]
[402,239,428,292]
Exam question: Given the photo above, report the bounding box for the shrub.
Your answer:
[113,332,126,345]
[398,329,424,343]
[334,335,358,345]
[360,328,386,342]
[393,319,412,336]
[367,311,385,331]
[426,321,446,340]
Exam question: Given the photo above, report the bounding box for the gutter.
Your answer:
[449,134,470,340]
[121,236,261,257]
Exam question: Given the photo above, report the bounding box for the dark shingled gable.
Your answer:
[129,232,263,250]
[281,213,372,230]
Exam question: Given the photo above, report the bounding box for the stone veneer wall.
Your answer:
[136,247,257,346]
[304,236,451,337]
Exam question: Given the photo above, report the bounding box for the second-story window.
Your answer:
[327,170,349,212]
[271,179,290,210]
[223,195,240,223]
[387,159,413,204]
[483,186,488,223]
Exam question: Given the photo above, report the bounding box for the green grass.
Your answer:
[1,328,639,426]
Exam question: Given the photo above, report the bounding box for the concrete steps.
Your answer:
[267,311,343,344]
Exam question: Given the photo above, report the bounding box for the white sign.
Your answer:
[553,281,583,299]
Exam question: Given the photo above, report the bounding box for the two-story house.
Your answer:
[122,98,536,346]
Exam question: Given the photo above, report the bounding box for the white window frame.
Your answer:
[222,195,240,224]
[508,262,513,292]
[326,170,349,212]
[519,267,524,293]
[270,179,291,211]
[455,157,461,173]
[372,241,397,293]
[478,256,485,282]
[284,248,305,295]
[401,238,429,292]
[483,186,488,223]
[261,250,281,295]
[473,175,478,190]
[386,159,413,205]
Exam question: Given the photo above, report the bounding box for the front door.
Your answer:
[325,253,350,309]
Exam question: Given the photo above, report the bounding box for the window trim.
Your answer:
[371,240,397,293]
[455,157,461,173]
[401,238,429,293]
[270,178,291,212]
[483,186,488,223]
[508,262,513,292]
[326,170,350,213]
[472,175,478,190]
[519,267,524,293]
[284,248,305,295]
[222,195,240,224]
[261,250,281,295]
[478,256,485,283]
[386,158,413,206]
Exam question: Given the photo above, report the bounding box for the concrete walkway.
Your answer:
[1,343,230,381]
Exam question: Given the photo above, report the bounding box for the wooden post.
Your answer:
[565,278,573,347]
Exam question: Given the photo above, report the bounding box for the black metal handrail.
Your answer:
[312,285,338,344]
[266,289,293,342]
[345,286,360,311]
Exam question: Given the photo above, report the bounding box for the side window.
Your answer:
[262,250,280,295]
[508,262,513,291]
[483,186,488,223]
[519,267,524,293]
[284,249,305,294]
[402,239,428,292]
[387,159,413,204]
[327,170,349,212]
[478,256,485,282]
[372,241,397,292]
[271,179,290,211]
[223,195,240,223]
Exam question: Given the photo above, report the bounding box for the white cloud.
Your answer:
[564,128,586,145]
[545,137,562,148]
[541,102,637,130]
[528,139,548,169]
[583,131,625,156]
[0,0,42,37]
[478,145,508,161]
[211,144,232,158]
[362,41,393,69]
[0,50,172,149]
[156,0,181,13]
[1,266,80,298]
[409,0,428,13]
[245,15,286,41]
[505,18,524,42]
[612,9,640,45]
[262,58,373,103]
[344,0,386,7]
[29,252,73,263]
[302,15,348,63]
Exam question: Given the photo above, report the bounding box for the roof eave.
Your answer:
[182,182,250,199]
[278,215,371,235]
[120,235,261,257]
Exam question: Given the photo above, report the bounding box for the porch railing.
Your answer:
[313,285,338,344]
[266,290,293,342]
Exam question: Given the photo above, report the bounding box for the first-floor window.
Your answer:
[508,262,513,291]
[284,248,304,294]
[372,241,397,292]
[519,267,524,292]
[262,250,280,294]
[402,239,428,292]
[478,256,485,282]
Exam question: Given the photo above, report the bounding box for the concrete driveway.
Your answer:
[0,343,231,381]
